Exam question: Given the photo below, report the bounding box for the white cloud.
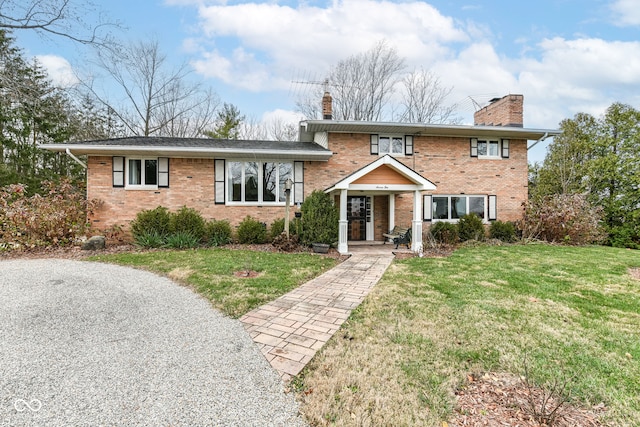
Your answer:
[611,0,640,26]
[181,0,640,163]
[191,0,468,90]
[35,55,79,88]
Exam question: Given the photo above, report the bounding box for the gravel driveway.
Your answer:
[0,259,307,427]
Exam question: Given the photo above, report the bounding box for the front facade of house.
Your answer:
[41,94,559,254]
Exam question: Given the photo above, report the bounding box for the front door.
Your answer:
[347,196,370,240]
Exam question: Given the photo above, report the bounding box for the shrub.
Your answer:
[133,230,165,248]
[237,216,267,244]
[520,194,605,245]
[204,219,232,246]
[169,206,205,242]
[0,179,94,249]
[300,190,339,245]
[458,213,486,242]
[130,206,171,240]
[490,220,517,243]
[429,221,459,245]
[607,224,640,249]
[165,231,200,249]
[270,218,285,239]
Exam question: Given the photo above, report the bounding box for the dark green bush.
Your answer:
[204,219,232,246]
[458,213,486,242]
[169,206,205,242]
[607,225,639,249]
[429,221,459,245]
[237,216,267,244]
[489,220,517,243]
[300,190,339,245]
[270,218,285,239]
[130,206,171,240]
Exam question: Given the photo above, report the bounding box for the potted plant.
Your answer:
[300,190,339,253]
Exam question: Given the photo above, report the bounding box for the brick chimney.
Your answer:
[474,94,523,127]
[322,91,333,120]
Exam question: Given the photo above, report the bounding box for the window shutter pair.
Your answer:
[112,156,169,187]
[370,134,414,155]
[423,194,498,221]
[470,138,510,158]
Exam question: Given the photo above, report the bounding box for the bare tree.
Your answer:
[330,40,404,121]
[0,0,118,46]
[296,41,457,123]
[296,41,404,121]
[396,68,459,124]
[238,115,299,141]
[84,39,219,137]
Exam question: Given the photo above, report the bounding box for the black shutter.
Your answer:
[370,134,379,155]
[113,156,124,187]
[158,157,169,187]
[470,138,478,157]
[294,161,304,203]
[488,195,497,221]
[215,159,225,204]
[501,139,510,158]
[405,135,414,156]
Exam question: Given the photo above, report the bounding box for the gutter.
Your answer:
[65,148,87,169]
[528,132,550,151]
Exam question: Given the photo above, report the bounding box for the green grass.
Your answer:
[89,248,337,318]
[296,244,640,426]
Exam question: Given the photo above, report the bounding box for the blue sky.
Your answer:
[13,0,640,163]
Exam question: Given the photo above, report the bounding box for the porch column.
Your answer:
[388,194,395,230]
[338,189,349,254]
[412,190,423,252]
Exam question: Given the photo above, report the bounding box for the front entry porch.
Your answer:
[325,155,436,255]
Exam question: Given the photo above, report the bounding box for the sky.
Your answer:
[13,0,640,163]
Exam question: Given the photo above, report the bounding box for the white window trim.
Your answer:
[377,135,406,156]
[226,160,294,206]
[125,157,159,190]
[477,139,502,159]
[431,194,489,223]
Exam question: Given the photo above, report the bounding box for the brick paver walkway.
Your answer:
[240,253,394,381]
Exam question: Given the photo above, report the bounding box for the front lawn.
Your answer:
[294,244,640,426]
[89,248,338,318]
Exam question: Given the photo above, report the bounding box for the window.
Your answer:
[470,138,510,159]
[370,135,413,156]
[113,156,168,189]
[126,158,158,188]
[431,195,487,221]
[227,161,293,204]
[379,136,404,155]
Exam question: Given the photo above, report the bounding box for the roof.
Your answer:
[38,136,333,161]
[299,120,560,142]
[325,154,436,193]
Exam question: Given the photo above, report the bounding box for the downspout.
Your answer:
[66,148,87,169]
[527,132,549,151]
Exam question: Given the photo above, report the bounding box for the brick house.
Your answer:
[41,94,559,254]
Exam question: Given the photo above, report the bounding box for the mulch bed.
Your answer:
[448,372,606,426]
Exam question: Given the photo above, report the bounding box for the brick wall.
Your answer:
[474,94,524,127]
[303,133,528,225]
[88,132,528,235]
[87,156,297,231]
